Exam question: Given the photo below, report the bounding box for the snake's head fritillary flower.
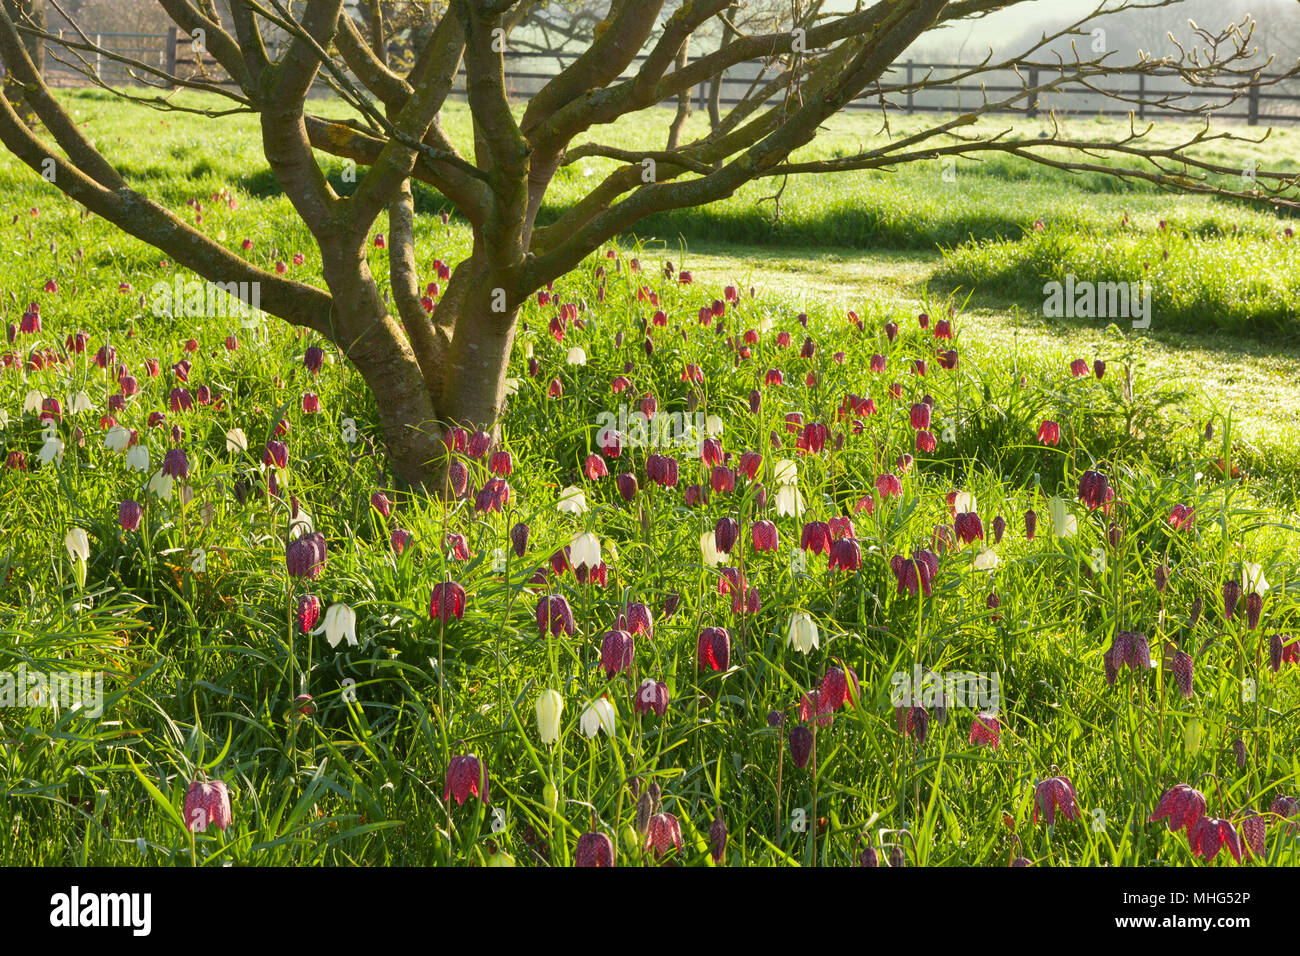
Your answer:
[444,754,489,806]
[535,689,563,745]
[118,499,143,531]
[954,512,984,545]
[697,626,730,672]
[304,347,325,374]
[634,678,669,717]
[429,581,466,622]
[1167,503,1194,530]
[643,454,674,488]
[800,521,831,555]
[710,465,735,493]
[1151,784,1206,833]
[645,812,683,858]
[1235,810,1267,858]
[1270,794,1298,821]
[509,521,530,558]
[888,846,906,868]
[1241,562,1269,596]
[1222,580,1242,620]
[613,471,637,502]
[786,611,819,653]
[828,537,861,572]
[447,459,469,497]
[969,712,1001,749]
[895,704,930,742]
[1187,816,1242,863]
[622,601,653,637]
[314,603,357,648]
[161,447,189,480]
[1268,634,1299,673]
[579,697,616,738]
[297,594,321,633]
[752,520,779,552]
[600,629,635,679]
[859,846,880,867]
[1170,650,1194,698]
[818,664,860,712]
[259,440,287,470]
[1078,470,1110,510]
[1033,776,1081,825]
[737,450,762,479]
[570,531,602,571]
[890,550,939,598]
[1069,358,1089,377]
[714,516,739,554]
[789,726,813,768]
[709,811,727,864]
[1037,420,1061,445]
[1104,630,1150,683]
[474,476,510,514]
[990,514,1006,544]
[286,532,327,579]
[1245,592,1263,630]
[465,430,491,460]
[574,830,615,867]
[184,779,232,833]
[536,594,575,638]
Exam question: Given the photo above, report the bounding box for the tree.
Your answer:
[0,0,1296,486]
[1,0,43,123]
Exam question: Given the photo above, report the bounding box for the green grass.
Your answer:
[1,91,1299,867]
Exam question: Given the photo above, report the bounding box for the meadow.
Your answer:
[1,91,1298,866]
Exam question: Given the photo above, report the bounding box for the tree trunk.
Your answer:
[321,247,447,489]
[1,0,44,126]
[318,245,519,488]
[439,279,520,435]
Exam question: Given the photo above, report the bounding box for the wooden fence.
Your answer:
[30,30,1300,126]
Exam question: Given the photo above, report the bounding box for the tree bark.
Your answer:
[666,39,690,150]
[707,4,739,130]
[439,278,520,435]
[320,245,447,488]
[1,0,44,125]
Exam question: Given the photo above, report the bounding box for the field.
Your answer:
[1,91,1299,866]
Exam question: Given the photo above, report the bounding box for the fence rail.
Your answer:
[29,30,1300,125]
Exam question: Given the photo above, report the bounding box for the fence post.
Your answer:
[1028,67,1039,119]
[1137,73,1145,120]
[1248,81,1260,126]
[165,27,177,88]
[94,34,102,81]
[906,60,914,114]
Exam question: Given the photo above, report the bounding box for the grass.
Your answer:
[1,91,1299,867]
